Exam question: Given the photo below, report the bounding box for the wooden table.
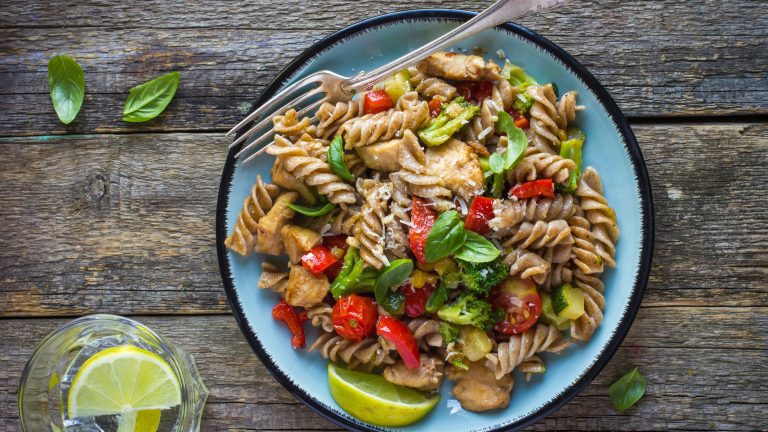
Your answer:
[1,1,766,430]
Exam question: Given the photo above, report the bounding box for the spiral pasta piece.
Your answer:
[415,77,457,100]
[407,66,425,88]
[408,318,445,349]
[512,147,576,185]
[556,91,579,129]
[305,303,334,333]
[569,270,606,342]
[503,219,574,250]
[541,262,574,291]
[267,134,356,205]
[272,108,314,139]
[397,129,453,210]
[503,248,551,285]
[257,262,289,294]
[489,194,578,237]
[577,167,619,267]
[485,324,570,379]
[568,214,604,274]
[339,98,430,149]
[354,179,392,269]
[315,98,365,139]
[309,331,395,370]
[384,173,411,258]
[225,175,280,256]
[527,84,562,154]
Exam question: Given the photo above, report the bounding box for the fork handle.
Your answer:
[344,0,565,92]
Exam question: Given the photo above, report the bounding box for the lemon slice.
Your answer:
[328,363,439,427]
[67,345,181,428]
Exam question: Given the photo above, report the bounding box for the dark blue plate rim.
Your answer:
[216,9,654,432]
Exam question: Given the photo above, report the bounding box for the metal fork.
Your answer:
[226,0,564,164]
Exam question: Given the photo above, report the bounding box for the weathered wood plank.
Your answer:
[1,124,766,316]
[0,0,766,136]
[1,314,765,430]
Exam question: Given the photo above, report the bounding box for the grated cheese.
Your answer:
[477,126,494,141]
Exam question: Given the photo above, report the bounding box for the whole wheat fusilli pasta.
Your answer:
[225,175,280,256]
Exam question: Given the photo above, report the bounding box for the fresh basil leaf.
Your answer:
[609,367,647,413]
[425,210,467,262]
[48,55,85,125]
[454,231,500,263]
[374,259,413,304]
[285,201,336,217]
[496,111,528,170]
[425,282,449,313]
[328,135,354,181]
[488,152,505,174]
[122,71,180,122]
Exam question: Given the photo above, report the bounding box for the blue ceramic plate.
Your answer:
[216,10,654,432]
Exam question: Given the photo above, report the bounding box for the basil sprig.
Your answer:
[609,367,647,413]
[48,55,85,125]
[494,111,528,171]
[374,259,413,305]
[122,71,180,122]
[328,136,354,181]
[424,211,500,263]
[454,231,500,263]
[425,211,467,262]
[285,201,336,217]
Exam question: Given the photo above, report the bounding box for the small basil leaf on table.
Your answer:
[328,135,354,181]
[47,55,85,125]
[425,282,448,313]
[122,71,180,122]
[285,201,336,217]
[425,210,467,262]
[374,259,413,304]
[609,367,647,413]
[495,111,528,170]
[454,231,500,263]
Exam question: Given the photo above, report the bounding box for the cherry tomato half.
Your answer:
[332,294,378,342]
[491,277,542,334]
[363,90,394,115]
[408,197,437,265]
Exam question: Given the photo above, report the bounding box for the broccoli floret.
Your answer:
[437,293,500,331]
[439,321,460,344]
[458,257,508,296]
[418,97,479,147]
[502,61,538,88]
[512,94,534,113]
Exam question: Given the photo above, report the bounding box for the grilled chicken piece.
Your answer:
[383,356,444,392]
[417,51,501,82]
[255,192,298,255]
[281,225,322,264]
[271,159,316,204]
[425,138,484,201]
[285,264,329,308]
[355,139,403,172]
[447,360,514,412]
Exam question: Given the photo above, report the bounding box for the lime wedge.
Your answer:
[67,345,181,426]
[328,363,439,427]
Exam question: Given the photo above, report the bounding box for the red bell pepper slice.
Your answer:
[272,300,306,349]
[376,315,420,369]
[408,197,437,265]
[464,196,496,235]
[456,80,493,104]
[403,283,435,318]
[510,179,555,199]
[428,97,443,117]
[363,90,394,115]
[301,245,340,275]
[509,108,529,129]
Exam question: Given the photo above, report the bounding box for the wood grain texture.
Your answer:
[1,123,766,317]
[0,0,766,136]
[2,313,765,431]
